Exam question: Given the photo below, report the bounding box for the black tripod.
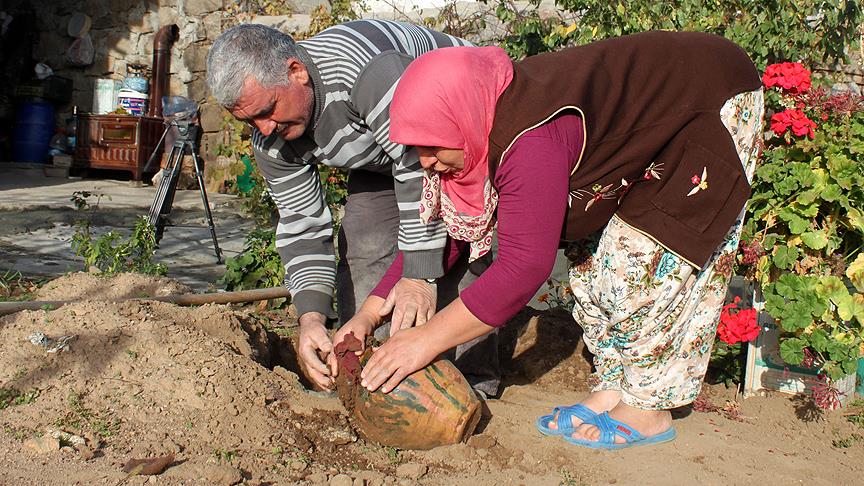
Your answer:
[145,117,223,263]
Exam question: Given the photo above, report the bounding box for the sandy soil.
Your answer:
[1,273,862,485]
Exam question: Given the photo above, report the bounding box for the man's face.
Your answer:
[229,59,314,140]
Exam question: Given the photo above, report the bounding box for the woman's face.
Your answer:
[416,146,465,174]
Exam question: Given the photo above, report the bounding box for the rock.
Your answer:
[306,472,329,485]
[354,478,367,486]
[330,474,353,486]
[290,460,308,471]
[322,427,357,446]
[23,435,60,454]
[354,470,385,485]
[203,464,243,486]
[184,0,221,16]
[467,434,497,450]
[395,463,427,480]
[76,444,95,461]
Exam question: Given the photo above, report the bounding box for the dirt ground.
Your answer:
[1,273,863,485]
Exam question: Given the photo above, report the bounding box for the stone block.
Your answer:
[130,12,156,34]
[198,12,224,41]
[185,0,221,16]
[200,102,225,133]
[184,44,209,73]
[106,32,137,58]
[290,0,329,15]
[169,77,186,98]
[187,77,210,102]
[248,14,313,35]
[158,6,179,28]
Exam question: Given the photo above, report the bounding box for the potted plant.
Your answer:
[735,62,864,409]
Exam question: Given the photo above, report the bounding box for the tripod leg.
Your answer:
[147,143,184,243]
[190,147,223,263]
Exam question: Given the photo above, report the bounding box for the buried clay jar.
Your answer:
[333,332,482,450]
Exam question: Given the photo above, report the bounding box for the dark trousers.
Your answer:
[335,170,500,396]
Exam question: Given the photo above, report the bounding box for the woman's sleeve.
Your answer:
[460,136,572,327]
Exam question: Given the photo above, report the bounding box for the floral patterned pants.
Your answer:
[569,89,764,410]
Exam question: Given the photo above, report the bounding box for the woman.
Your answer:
[335,31,763,449]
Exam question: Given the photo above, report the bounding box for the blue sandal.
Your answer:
[535,404,598,436]
[563,411,676,450]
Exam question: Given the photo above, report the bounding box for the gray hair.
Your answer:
[206,24,300,108]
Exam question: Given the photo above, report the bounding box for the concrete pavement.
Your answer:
[0,164,254,290]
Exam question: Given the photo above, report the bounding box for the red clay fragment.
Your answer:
[121,454,175,475]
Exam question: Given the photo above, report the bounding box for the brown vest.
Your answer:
[488,31,762,268]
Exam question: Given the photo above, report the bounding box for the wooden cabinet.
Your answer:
[74,114,164,181]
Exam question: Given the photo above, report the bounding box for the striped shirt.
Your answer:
[252,20,471,317]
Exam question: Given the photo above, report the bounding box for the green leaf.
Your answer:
[846,253,864,293]
[846,208,864,233]
[777,302,814,331]
[779,337,806,365]
[772,246,800,270]
[801,231,829,250]
[809,328,829,353]
[821,184,842,202]
[817,275,849,303]
[836,293,864,322]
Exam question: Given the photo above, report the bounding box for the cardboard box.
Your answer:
[52,154,73,167]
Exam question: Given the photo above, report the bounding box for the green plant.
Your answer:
[833,432,863,448]
[0,387,39,409]
[54,391,120,437]
[383,445,401,464]
[71,216,167,276]
[220,228,286,300]
[0,269,41,302]
[488,1,861,68]
[738,63,864,402]
[213,448,237,463]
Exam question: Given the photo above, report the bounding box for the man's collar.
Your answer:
[295,44,323,134]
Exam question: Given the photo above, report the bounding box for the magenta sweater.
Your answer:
[371,113,584,326]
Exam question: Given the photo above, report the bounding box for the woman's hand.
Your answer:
[360,326,439,394]
[329,311,377,370]
[329,296,386,376]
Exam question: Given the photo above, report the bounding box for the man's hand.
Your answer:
[297,312,336,390]
[378,278,437,336]
[359,326,438,394]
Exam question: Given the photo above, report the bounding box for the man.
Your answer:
[206,20,499,397]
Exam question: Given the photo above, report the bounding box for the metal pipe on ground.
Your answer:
[0,287,290,316]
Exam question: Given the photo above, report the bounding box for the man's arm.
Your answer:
[253,132,337,389]
[352,51,449,279]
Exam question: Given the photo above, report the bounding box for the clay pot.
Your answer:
[334,333,481,450]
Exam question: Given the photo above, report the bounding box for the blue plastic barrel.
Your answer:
[13,100,55,163]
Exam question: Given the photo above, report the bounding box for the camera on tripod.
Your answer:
[145,96,222,263]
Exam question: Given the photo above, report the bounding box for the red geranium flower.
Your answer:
[770,109,816,139]
[763,62,812,95]
[717,296,760,345]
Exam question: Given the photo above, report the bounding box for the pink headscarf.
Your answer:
[390,46,514,261]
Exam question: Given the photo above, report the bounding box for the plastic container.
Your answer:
[122,76,149,93]
[93,79,121,114]
[13,100,55,163]
[117,89,148,116]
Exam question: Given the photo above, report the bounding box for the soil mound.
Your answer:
[2,274,863,485]
[35,272,192,302]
